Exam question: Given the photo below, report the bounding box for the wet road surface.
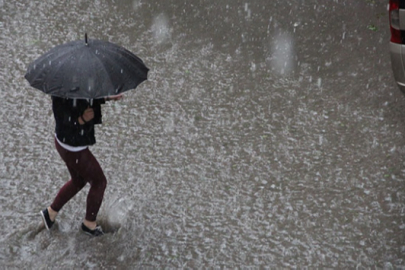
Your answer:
[1,0,405,268]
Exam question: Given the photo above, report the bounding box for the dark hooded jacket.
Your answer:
[52,96,105,147]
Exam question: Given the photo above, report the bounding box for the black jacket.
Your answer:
[52,96,105,147]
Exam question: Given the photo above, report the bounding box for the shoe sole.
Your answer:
[82,230,104,236]
[82,230,97,236]
[40,210,51,230]
[81,223,104,236]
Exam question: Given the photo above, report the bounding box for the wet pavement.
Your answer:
[1,0,405,268]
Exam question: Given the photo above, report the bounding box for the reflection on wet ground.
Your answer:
[1,0,405,268]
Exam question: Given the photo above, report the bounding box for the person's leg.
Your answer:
[49,140,87,221]
[47,139,107,230]
[50,167,87,215]
[70,148,107,229]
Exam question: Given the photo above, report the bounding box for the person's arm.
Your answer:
[105,94,124,102]
[78,107,94,125]
[88,94,124,125]
[53,97,84,127]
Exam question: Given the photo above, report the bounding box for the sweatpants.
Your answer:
[51,138,107,222]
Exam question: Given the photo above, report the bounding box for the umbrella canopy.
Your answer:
[25,34,149,99]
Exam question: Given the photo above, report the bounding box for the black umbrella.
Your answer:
[25,34,149,99]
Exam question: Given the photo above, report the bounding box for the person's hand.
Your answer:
[79,107,94,124]
[82,107,94,121]
[106,94,123,101]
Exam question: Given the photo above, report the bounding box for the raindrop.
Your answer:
[250,62,256,72]
[244,4,251,19]
[132,0,142,10]
[151,13,171,43]
[73,99,77,107]
[121,69,124,74]
[49,60,52,65]
[81,129,84,136]
[76,159,79,164]
[268,31,295,76]
[317,78,322,87]
[87,78,95,92]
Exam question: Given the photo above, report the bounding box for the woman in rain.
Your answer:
[40,94,123,236]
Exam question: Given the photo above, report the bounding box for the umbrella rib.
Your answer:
[28,44,78,90]
[91,43,148,96]
[103,45,149,80]
[45,50,78,85]
[91,49,118,97]
[99,43,147,69]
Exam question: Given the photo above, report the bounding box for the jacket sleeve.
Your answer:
[53,97,105,125]
[91,98,105,125]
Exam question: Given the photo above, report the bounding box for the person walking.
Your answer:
[40,94,123,236]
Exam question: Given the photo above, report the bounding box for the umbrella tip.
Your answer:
[85,33,88,46]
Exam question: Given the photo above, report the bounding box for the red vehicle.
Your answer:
[389,0,405,93]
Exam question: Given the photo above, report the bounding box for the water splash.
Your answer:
[268,31,295,76]
[151,13,171,44]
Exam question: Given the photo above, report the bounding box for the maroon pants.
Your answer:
[51,139,107,222]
